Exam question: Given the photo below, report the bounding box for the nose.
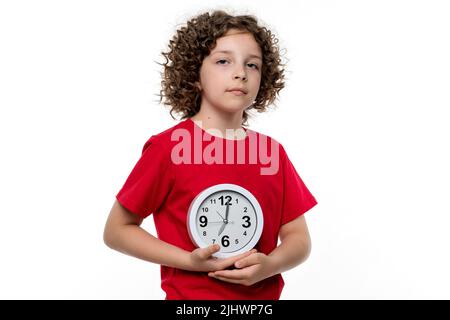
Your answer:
[233,66,247,81]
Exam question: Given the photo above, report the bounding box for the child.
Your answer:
[103,10,317,300]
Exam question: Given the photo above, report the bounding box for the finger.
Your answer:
[209,273,243,285]
[197,244,220,260]
[218,249,257,269]
[234,253,259,269]
[232,249,257,261]
[210,268,248,280]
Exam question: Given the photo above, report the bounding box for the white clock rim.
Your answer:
[187,183,264,258]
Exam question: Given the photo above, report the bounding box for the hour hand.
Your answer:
[218,222,226,236]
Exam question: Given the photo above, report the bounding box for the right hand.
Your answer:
[188,244,257,272]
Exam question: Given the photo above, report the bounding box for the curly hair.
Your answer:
[158,10,286,127]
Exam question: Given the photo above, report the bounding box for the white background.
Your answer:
[1,0,449,299]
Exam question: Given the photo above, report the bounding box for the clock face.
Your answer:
[187,184,263,258]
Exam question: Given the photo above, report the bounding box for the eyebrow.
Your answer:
[212,50,262,61]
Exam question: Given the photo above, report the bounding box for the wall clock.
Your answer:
[187,183,263,258]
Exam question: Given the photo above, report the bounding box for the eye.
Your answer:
[216,59,229,65]
[247,63,259,70]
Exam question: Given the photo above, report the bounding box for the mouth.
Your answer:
[227,88,247,96]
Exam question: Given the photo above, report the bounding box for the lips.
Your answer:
[227,87,247,94]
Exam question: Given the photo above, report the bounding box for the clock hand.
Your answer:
[209,221,234,224]
[215,210,225,221]
[218,204,231,236]
[218,222,226,236]
[225,203,230,221]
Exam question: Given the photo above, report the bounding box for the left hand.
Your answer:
[208,251,277,286]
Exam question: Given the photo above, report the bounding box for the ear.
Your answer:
[195,81,202,91]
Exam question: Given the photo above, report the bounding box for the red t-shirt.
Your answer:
[116,118,317,299]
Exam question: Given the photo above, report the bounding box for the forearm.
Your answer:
[105,224,191,270]
[268,233,311,275]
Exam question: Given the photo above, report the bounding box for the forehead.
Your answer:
[210,29,262,58]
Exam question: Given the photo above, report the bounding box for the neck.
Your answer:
[190,109,247,140]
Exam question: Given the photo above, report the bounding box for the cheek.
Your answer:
[251,76,262,91]
[249,70,261,82]
[256,72,262,83]
[203,73,227,90]
[199,65,218,85]
[204,80,223,93]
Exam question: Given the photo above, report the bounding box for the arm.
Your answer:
[209,215,311,285]
[269,215,311,274]
[103,200,255,272]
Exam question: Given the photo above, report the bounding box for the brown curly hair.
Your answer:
[158,10,286,127]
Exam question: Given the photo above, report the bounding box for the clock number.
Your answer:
[235,198,239,204]
[203,231,207,236]
[243,207,248,213]
[235,239,239,244]
[212,239,216,244]
[210,199,216,204]
[219,195,232,206]
[243,231,247,236]
[242,216,251,228]
[221,235,230,247]
[199,215,208,227]
[201,207,209,212]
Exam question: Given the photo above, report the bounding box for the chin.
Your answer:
[220,107,247,116]
[219,102,249,113]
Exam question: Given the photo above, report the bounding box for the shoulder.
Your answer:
[247,128,287,156]
[141,119,189,154]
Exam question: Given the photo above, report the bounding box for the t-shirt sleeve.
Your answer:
[280,144,318,225]
[115,136,175,219]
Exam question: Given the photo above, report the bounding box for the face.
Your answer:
[195,190,258,255]
[195,29,262,117]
